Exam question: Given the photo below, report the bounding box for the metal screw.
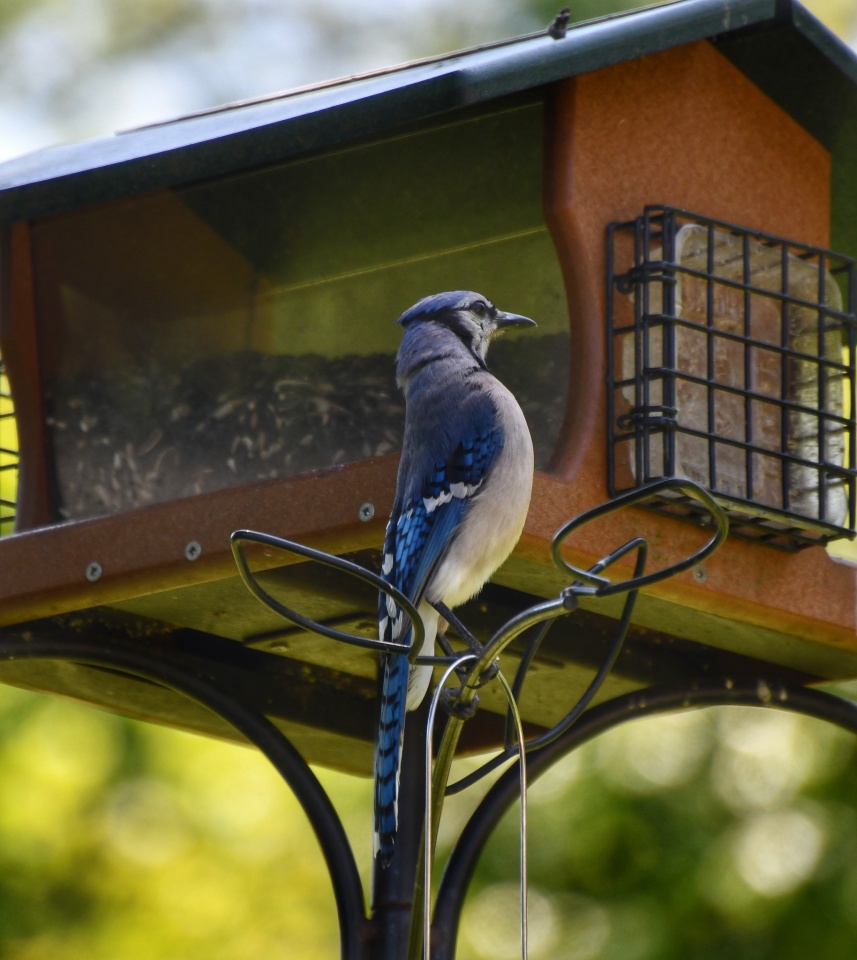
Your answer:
[85,562,102,582]
[692,564,707,584]
[358,502,375,522]
[185,541,202,561]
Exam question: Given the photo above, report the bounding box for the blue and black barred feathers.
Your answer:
[374,653,410,864]
[374,425,502,865]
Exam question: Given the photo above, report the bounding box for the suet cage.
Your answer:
[608,206,857,550]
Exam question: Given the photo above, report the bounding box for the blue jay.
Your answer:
[374,290,536,866]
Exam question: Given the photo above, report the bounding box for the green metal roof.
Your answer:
[0,0,855,233]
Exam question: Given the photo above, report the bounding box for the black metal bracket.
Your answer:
[4,479,857,959]
[229,477,733,957]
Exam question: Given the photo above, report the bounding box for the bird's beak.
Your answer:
[494,311,537,330]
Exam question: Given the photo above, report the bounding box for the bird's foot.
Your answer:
[431,601,483,655]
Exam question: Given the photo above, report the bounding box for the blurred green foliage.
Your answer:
[457,706,857,960]
[1,682,857,959]
[0,684,371,959]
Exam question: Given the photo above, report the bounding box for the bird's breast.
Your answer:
[427,380,534,608]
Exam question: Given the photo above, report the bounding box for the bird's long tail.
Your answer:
[374,649,409,866]
[373,602,437,866]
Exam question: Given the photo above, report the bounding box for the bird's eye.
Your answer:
[470,300,487,315]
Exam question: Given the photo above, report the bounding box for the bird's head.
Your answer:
[396,290,536,365]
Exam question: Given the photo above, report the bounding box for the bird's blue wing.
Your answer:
[374,407,504,865]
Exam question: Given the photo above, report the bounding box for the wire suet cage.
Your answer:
[608,206,857,550]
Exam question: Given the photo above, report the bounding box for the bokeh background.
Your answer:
[3,1,857,958]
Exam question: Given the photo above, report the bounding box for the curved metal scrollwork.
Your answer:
[5,479,855,960]
[231,529,426,659]
[229,478,737,957]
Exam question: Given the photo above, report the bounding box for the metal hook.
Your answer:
[422,659,529,960]
[424,653,478,960]
[496,668,529,960]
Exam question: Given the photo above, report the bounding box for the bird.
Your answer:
[373,290,536,867]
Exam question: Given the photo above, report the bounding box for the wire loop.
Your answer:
[550,477,729,594]
[230,529,426,660]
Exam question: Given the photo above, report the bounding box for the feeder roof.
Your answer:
[0,0,856,230]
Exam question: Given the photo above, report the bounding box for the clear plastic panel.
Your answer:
[31,101,569,521]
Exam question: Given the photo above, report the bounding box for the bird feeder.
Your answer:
[1,0,857,780]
